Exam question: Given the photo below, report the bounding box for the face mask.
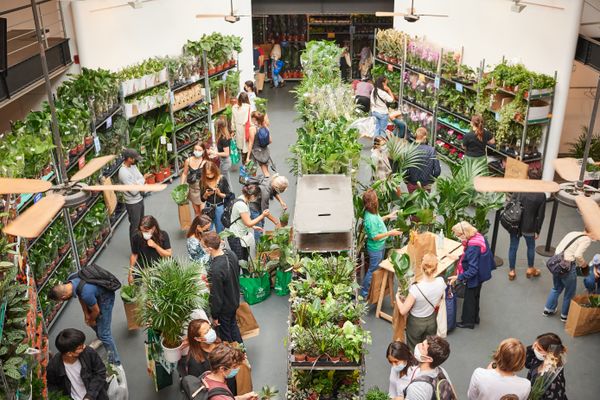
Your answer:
[392,363,407,373]
[194,151,203,158]
[203,328,217,344]
[142,231,152,240]
[225,368,239,379]
[533,347,545,361]
[414,344,426,362]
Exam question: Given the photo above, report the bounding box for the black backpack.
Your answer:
[500,196,523,234]
[181,375,234,400]
[404,369,458,400]
[221,198,246,229]
[75,263,121,296]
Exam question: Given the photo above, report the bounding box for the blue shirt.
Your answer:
[68,273,105,307]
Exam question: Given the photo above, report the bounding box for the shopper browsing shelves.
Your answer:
[180,142,208,217]
[462,115,495,166]
[228,184,270,261]
[370,76,395,137]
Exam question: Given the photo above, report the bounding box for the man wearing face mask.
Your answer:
[403,336,455,400]
[200,344,258,400]
[47,328,108,400]
[118,148,151,250]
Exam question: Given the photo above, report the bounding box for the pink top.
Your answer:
[355,81,374,97]
[457,233,487,275]
[203,376,233,400]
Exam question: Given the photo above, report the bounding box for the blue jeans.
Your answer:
[392,119,408,139]
[371,111,389,137]
[361,249,385,298]
[250,208,264,243]
[584,268,600,294]
[508,233,536,270]
[212,203,225,234]
[544,268,577,317]
[92,292,121,365]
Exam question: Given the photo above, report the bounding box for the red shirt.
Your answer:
[203,376,233,400]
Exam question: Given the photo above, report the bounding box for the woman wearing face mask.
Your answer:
[187,215,213,263]
[201,161,232,234]
[129,215,172,284]
[525,333,568,400]
[386,341,419,399]
[202,343,258,400]
[447,221,495,329]
[228,184,270,262]
[181,142,208,216]
[243,80,257,112]
[213,118,232,185]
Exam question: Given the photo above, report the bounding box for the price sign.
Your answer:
[418,73,426,82]
[327,32,335,39]
[455,82,464,92]
[387,64,393,72]
[434,77,440,89]
[170,92,175,104]
[78,156,86,170]
[33,193,42,203]
[94,136,101,155]
[495,112,500,122]
[160,136,167,145]
[105,116,113,129]
[167,143,173,152]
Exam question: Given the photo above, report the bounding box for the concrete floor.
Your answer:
[50,84,600,399]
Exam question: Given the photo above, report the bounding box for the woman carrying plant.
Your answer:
[447,221,495,329]
[211,118,233,185]
[231,93,252,161]
[370,76,395,137]
[201,161,232,234]
[228,184,270,261]
[243,80,257,112]
[247,111,272,178]
[462,115,495,167]
[525,333,567,400]
[360,189,401,299]
[187,215,213,263]
[181,142,208,216]
[129,215,172,284]
[386,341,419,399]
[395,254,446,350]
[468,338,531,400]
[201,343,258,400]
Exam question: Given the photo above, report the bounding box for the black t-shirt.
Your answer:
[203,177,231,205]
[132,230,171,269]
[217,137,230,153]
[462,130,493,157]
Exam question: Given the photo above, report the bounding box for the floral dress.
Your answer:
[187,236,209,264]
[525,346,568,400]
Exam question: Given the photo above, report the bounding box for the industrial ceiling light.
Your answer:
[511,2,527,12]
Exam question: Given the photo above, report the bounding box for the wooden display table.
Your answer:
[375,238,464,322]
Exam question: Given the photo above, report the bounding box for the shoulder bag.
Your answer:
[546,234,585,276]
[414,283,441,314]
[244,108,251,142]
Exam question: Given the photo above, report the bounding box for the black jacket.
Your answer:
[47,347,108,400]
[525,346,568,400]
[515,192,546,235]
[208,249,240,317]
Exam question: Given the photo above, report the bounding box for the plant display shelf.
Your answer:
[437,136,462,153]
[16,172,55,212]
[25,212,63,251]
[70,193,103,228]
[440,75,477,92]
[66,142,96,175]
[46,298,68,330]
[93,104,122,131]
[437,116,470,135]
[374,56,403,70]
[438,106,471,125]
[403,98,435,116]
[36,246,72,294]
[174,108,209,133]
[102,157,125,179]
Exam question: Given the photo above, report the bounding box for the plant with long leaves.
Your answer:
[390,252,412,296]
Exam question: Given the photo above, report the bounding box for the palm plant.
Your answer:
[136,257,209,348]
[567,125,600,160]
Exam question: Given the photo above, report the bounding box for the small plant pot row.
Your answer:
[207,59,236,76]
[144,165,173,184]
[68,136,94,159]
[377,53,401,66]
[120,69,169,97]
[282,70,304,79]
[292,353,356,364]
[124,93,170,119]
[35,244,71,288]
[78,227,110,266]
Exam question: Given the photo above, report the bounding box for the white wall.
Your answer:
[70,0,254,84]
[393,0,584,180]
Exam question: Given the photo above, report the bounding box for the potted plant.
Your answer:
[258,386,279,400]
[137,257,208,363]
[120,283,141,330]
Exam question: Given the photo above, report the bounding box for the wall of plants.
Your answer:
[374,29,556,175]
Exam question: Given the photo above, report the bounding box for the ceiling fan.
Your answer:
[509,0,564,13]
[1,155,165,238]
[196,0,251,24]
[90,0,158,13]
[376,0,448,23]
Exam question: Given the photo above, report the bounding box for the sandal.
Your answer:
[526,268,541,278]
[508,270,516,281]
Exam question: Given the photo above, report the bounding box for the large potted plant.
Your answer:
[137,258,208,362]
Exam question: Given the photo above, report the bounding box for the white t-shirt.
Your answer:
[408,277,446,318]
[371,88,393,114]
[230,197,254,249]
[64,359,87,400]
[389,365,417,398]
[467,368,531,400]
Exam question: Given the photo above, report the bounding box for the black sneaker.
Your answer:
[542,309,556,317]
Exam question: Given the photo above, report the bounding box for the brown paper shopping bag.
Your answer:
[565,295,600,337]
[178,203,192,231]
[100,177,117,215]
[123,301,141,330]
[236,358,253,395]
[504,157,529,179]
[256,72,266,91]
[392,305,406,342]
[407,231,437,281]
[236,302,260,340]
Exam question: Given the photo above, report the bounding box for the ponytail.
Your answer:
[471,115,484,142]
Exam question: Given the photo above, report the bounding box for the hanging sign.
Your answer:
[33,193,42,203]
[434,77,440,89]
[455,82,464,92]
[105,116,113,129]
[167,143,173,152]
[160,136,167,145]
[327,32,335,39]
[78,156,86,170]
[94,137,101,155]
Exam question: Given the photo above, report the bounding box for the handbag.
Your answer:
[452,280,466,298]
[546,234,585,276]
[202,192,217,220]
[230,139,240,164]
[244,108,251,141]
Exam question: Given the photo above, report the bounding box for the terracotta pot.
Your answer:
[294,353,306,362]
[305,355,319,363]
[329,355,341,363]
[162,166,171,177]
[145,175,156,184]
[340,356,350,363]
[217,64,224,72]
[69,148,78,156]
[76,143,85,153]
[42,165,53,176]
[209,68,217,75]
[84,136,94,146]
[154,171,166,183]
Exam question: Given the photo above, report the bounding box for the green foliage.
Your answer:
[120,283,139,303]
[259,385,280,400]
[170,184,190,205]
[390,252,412,296]
[255,97,268,114]
[137,257,209,348]
[118,57,166,80]
[366,387,391,400]
[567,126,600,160]
[58,67,119,117]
